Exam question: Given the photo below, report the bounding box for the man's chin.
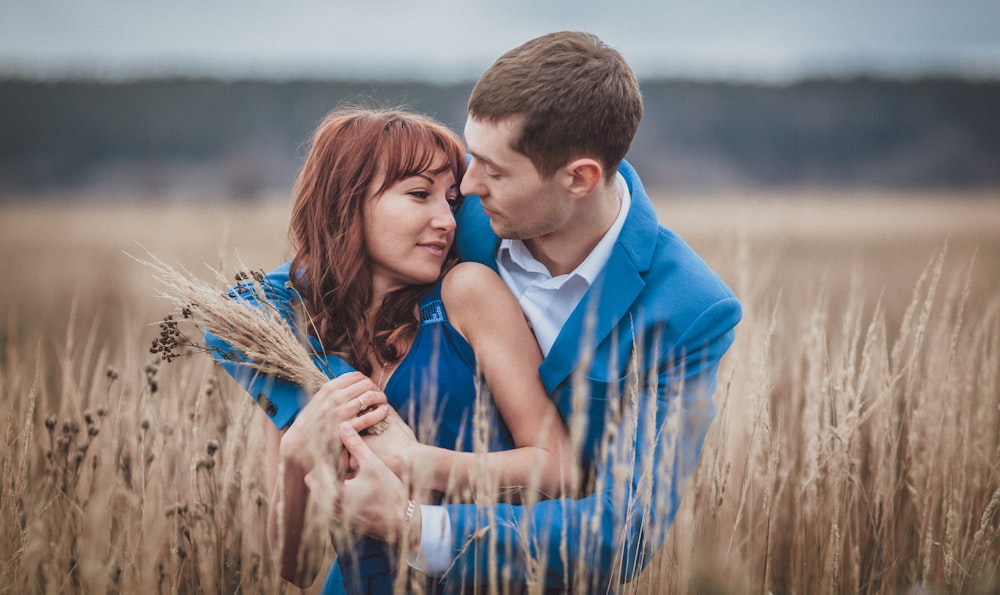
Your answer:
[488,220,520,240]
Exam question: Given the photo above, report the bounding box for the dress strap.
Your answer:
[418,281,447,326]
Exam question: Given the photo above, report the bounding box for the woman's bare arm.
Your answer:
[370,262,577,498]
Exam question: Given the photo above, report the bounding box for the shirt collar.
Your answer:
[498,171,631,283]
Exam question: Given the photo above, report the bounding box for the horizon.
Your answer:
[2,69,998,86]
[2,0,999,84]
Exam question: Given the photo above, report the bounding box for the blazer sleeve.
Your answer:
[205,332,309,430]
[441,296,742,589]
[203,263,354,430]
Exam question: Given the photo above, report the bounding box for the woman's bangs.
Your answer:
[376,126,463,195]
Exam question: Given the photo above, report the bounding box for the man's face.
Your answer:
[460,116,569,240]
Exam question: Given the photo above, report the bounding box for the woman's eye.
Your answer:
[447,195,462,213]
[409,190,430,199]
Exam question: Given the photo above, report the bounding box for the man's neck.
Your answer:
[523,177,622,277]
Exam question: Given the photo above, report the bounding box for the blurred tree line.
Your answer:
[1,76,998,200]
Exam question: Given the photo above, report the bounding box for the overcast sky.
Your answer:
[2,0,999,81]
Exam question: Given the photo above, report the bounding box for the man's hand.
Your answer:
[362,406,419,477]
[307,422,422,552]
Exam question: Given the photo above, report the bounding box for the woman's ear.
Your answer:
[563,158,603,200]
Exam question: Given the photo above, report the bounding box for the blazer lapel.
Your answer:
[539,248,646,393]
[539,161,659,393]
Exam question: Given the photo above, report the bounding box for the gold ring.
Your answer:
[358,396,366,412]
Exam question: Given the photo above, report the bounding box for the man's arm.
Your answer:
[441,297,741,589]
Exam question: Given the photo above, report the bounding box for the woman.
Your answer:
[212,108,575,594]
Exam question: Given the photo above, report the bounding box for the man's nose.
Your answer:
[460,159,484,197]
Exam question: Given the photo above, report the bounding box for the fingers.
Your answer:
[339,422,372,465]
[349,390,388,415]
[348,404,389,434]
[314,372,375,405]
[300,374,388,428]
[284,373,391,469]
[312,373,389,414]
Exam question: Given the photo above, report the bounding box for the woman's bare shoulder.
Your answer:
[442,261,502,292]
[440,262,514,333]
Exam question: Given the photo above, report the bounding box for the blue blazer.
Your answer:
[444,160,742,589]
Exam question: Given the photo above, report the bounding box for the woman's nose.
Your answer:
[432,199,457,231]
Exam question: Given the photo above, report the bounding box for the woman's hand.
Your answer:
[362,407,418,478]
[279,372,389,473]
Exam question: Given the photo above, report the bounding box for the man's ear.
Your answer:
[563,158,603,200]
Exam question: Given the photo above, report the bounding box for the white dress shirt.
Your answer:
[497,173,631,356]
[412,173,631,575]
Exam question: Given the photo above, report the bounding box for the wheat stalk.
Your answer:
[130,248,390,435]
[128,248,329,393]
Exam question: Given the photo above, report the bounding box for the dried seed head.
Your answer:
[44,415,57,431]
[206,440,219,456]
[140,419,150,431]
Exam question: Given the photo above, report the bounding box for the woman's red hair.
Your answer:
[288,107,466,374]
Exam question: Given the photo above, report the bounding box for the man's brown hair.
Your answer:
[468,31,643,180]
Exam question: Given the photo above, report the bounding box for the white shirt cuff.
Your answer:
[407,505,453,576]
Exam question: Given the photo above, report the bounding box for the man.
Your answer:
[333,31,742,591]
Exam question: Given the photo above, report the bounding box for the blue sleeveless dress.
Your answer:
[328,280,516,594]
[208,264,517,594]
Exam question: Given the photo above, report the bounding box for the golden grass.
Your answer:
[2,192,999,593]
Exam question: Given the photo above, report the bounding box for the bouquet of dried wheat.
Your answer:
[132,251,327,389]
[131,250,389,434]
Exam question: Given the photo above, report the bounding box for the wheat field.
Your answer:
[2,192,999,593]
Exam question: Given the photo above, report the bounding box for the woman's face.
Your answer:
[364,156,460,301]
